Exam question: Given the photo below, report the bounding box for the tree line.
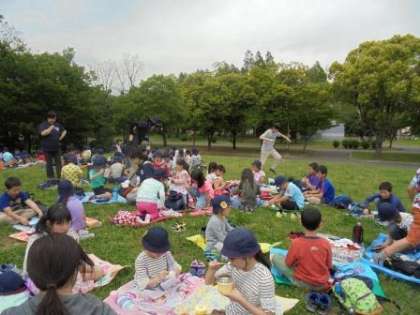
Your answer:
[1,15,419,153]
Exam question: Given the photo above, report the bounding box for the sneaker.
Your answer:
[304,292,319,313]
[317,293,332,315]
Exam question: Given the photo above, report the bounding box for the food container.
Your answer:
[217,276,233,295]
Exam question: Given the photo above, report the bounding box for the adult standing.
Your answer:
[38,111,66,186]
[259,125,291,174]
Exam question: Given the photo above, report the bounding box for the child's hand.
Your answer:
[158,270,169,280]
[363,208,370,215]
[208,260,223,270]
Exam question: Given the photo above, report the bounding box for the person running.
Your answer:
[259,125,291,174]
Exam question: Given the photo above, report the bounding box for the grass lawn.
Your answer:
[352,151,420,164]
[0,155,419,314]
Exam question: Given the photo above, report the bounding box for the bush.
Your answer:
[333,140,340,149]
[342,139,350,149]
[371,141,377,149]
[180,134,189,142]
[361,140,370,150]
[351,140,360,149]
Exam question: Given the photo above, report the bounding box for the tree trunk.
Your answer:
[232,132,237,150]
[375,135,383,155]
[207,133,212,150]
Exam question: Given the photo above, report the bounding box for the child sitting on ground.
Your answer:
[213,164,228,196]
[2,148,17,167]
[205,228,277,314]
[362,181,406,219]
[134,227,181,290]
[374,194,420,264]
[136,167,166,223]
[0,177,44,225]
[301,162,320,191]
[105,154,125,183]
[304,165,335,205]
[232,168,260,212]
[3,234,115,315]
[89,155,112,200]
[206,162,218,183]
[169,159,191,205]
[190,148,202,171]
[266,176,305,211]
[57,180,87,235]
[271,206,332,291]
[251,160,266,185]
[205,195,234,254]
[61,153,84,189]
[190,169,214,209]
[152,150,169,178]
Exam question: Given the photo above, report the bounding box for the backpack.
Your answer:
[332,195,353,209]
[333,277,383,315]
[165,191,186,211]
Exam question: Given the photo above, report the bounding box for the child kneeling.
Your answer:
[271,206,332,291]
[134,227,181,290]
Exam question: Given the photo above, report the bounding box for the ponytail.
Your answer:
[255,250,271,270]
[36,285,67,315]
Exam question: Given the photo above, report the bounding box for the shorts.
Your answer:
[93,187,111,195]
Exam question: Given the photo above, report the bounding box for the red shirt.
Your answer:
[286,236,332,288]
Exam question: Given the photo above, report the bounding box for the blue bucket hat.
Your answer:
[221,228,261,258]
[57,180,74,201]
[0,270,25,294]
[211,195,231,214]
[142,227,170,253]
[377,202,397,221]
[274,176,287,187]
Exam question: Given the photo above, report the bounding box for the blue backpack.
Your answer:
[331,195,353,209]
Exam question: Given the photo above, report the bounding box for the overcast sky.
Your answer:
[2,0,420,78]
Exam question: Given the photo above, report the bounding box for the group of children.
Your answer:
[2,145,420,315]
[0,147,44,169]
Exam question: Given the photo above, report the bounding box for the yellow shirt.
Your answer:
[61,163,83,187]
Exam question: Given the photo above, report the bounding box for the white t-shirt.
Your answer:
[260,129,281,152]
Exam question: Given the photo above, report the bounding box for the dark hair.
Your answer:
[301,206,322,231]
[379,181,393,192]
[309,162,319,172]
[255,250,271,269]
[153,150,163,159]
[191,169,205,188]
[240,168,255,190]
[47,111,57,118]
[252,160,262,170]
[5,177,21,189]
[36,203,72,234]
[191,148,199,156]
[129,147,144,160]
[27,234,93,315]
[216,164,226,173]
[272,125,280,130]
[57,180,74,205]
[208,162,218,174]
[318,165,328,175]
[176,159,189,171]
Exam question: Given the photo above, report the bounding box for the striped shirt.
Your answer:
[134,251,180,290]
[215,262,276,315]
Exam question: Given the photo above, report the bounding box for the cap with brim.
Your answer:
[0,271,25,294]
[142,227,170,253]
[93,155,107,167]
[274,176,286,187]
[221,228,260,258]
[212,195,231,214]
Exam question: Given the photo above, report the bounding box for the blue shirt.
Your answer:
[0,192,29,212]
[321,179,335,204]
[361,193,406,212]
[285,182,305,209]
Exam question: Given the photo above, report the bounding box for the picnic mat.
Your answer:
[186,234,280,254]
[9,217,101,243]
[112,209,212,228]
[81,192,127,204]
[0,290,31,313]
[363,233,420,285]
[104,273,204,314]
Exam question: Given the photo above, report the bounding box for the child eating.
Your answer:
[134,227,181,290]
[266,176,304,211]
[251,160,266,185]
[205,228,277,315]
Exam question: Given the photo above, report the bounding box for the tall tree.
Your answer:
[330,34,420,153]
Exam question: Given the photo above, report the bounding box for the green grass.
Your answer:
[352,151,420,163]
[0,156,419,314]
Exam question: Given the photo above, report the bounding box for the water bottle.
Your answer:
[112,186,118,201]
[352,222,363,244]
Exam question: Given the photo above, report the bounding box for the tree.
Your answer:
[330,34,420,153]
[90,60,116,95]
[115,54,143,93]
